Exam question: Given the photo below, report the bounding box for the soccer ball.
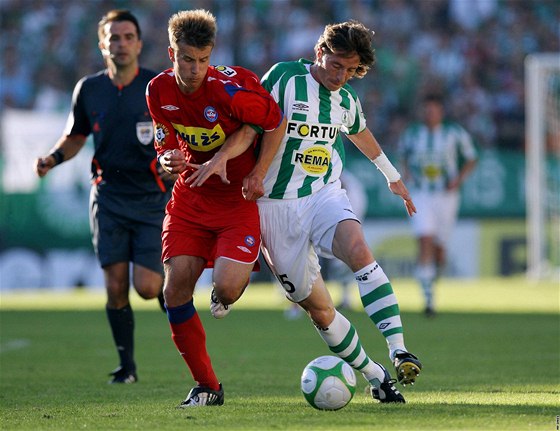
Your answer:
[300,355,357,410]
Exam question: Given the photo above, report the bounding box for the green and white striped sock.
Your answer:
[356,262,406,359]
[315,310,385,383]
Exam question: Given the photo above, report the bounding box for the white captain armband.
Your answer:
[371,152,401,183]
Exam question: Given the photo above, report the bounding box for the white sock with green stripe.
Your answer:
[315,310,386,384]
[356,262,407,359]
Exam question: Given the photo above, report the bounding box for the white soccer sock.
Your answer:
[315,310,385,384]
[356,261,407,359]
[416,263,436,309]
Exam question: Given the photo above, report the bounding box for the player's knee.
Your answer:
[213,284,243,306]
[135,282,161,300]
[309,306,335,329]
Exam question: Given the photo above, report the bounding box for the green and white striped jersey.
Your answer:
[260,59,367,199]
[398,121,477,192]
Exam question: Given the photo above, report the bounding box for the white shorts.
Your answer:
[410,190,459,246]
[258,180,359,302]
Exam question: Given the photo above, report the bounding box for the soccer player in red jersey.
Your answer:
[145,9,285,407]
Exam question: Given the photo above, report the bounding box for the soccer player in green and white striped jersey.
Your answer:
[398,94,477,317]
[189,20,423,403]
[255,21,423,402]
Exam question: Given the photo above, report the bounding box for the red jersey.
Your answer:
[146,65,283,198]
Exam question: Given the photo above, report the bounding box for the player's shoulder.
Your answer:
[442,120,469,135]
[147,68,174,90]
[266,59,309,79]
[401,122,424,139]
[209,65,260,88]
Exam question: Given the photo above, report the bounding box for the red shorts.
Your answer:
[161,188,261,268]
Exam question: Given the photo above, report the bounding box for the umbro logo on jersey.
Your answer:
[379,323,391,330]
[162,105,179,111]
[237,246,252,254]
[292,102,309,112]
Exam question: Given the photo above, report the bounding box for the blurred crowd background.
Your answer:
[2,0,559,153]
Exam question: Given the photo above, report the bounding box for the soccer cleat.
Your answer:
[178,384,224,408]
[108,366,137,384]
[370,367,405,403]
[210,289,231,319]
[424,306,436,318]
[393,351,422,386]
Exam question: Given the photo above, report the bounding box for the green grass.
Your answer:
[1,278,559,430]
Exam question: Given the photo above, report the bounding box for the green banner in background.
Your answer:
[345,148,527,218]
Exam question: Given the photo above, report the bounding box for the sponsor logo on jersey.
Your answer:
[244,235,256,247]
[286,120,339,143]
[204,106,218,122]
[136,121,153,145]
[292,145,331,176]
[162,105,179,111]
[154,123,169,148]
[379,322,391,330]
[292,102,309,112]
[215,65,237,77]
[171,122,226,151]
[237,245,252,254]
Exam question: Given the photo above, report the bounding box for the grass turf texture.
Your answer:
[1,277,558,430]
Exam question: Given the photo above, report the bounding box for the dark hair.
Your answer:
[314,20,375,78]
[168,9,217,49]
[98,9,141,41]
[423,93,444,104]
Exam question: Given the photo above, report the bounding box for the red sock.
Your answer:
[167,301,220,390]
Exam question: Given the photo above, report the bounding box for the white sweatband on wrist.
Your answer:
[371,152,401,183]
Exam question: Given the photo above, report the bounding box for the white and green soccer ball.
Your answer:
[300,355,357,410]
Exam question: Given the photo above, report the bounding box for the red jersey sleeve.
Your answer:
[221,67,283,132]
[145,73,180,156]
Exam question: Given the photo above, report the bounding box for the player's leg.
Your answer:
[299,276,404,403]
[410,192,438,317]
[163,254,223,407]
[417,235,437,317]
[212,257,252,304]
[209,200,260,318]
[332,219,422,385]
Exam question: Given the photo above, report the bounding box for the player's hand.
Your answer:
[34,156,55,177]
[242,170,265,201]
[159,149,187,175]
[156,164,178,183]
[185,151,229,187]
[388,179,416,217]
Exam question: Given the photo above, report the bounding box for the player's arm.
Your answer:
[243,116,287,201]
[347,127,416,217]
[448,158,477,191]
[34,134,87,178]
[146,81,185,176]
[186,124,259,187]
[447,128,478,191]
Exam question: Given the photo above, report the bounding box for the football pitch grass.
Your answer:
[1,277,558,430]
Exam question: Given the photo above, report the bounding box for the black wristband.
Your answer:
[50,149,64,166]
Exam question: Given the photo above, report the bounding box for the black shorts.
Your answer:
[89,188,169,273]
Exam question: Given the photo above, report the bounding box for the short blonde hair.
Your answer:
[168,9,217,49]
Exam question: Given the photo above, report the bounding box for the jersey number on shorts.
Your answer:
[277,274,295,293]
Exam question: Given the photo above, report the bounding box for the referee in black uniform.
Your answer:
[34,10,173,384]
